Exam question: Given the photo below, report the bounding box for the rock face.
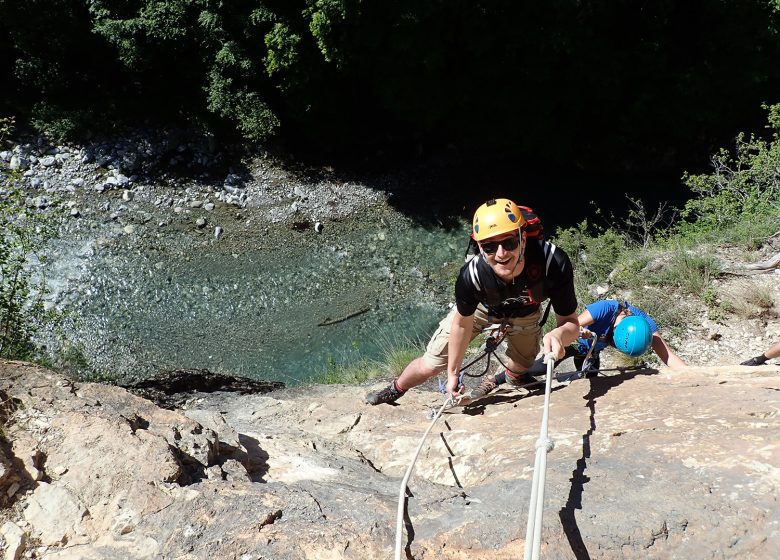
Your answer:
[1,360,779,559]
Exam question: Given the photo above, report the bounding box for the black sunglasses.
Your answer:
[480,235,520,254]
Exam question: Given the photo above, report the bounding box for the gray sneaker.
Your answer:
[366,381,405,405]
[741,355,768,366]
[466,375,498,401]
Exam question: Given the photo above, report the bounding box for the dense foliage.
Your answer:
[675,103,780,245]
[2,1,780,172]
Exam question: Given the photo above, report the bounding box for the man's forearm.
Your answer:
[554,317,580,347]
[447,326,470,379]
[447,313,473,382]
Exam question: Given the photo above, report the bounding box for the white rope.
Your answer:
[395,394,454,560]
[523,352,556,560]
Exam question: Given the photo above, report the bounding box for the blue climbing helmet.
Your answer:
[612,316,652,357]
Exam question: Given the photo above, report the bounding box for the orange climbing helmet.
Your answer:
[472,198,526,241]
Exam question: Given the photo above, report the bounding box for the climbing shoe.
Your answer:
[740,355,768,366]
[366,381,406,405]
[505,370,539,387]
[468,374,500,400]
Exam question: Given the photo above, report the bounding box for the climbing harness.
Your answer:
[460,322,510,379]
[433,318,557,412]
[523,352,556,560]
[394,394,454,560]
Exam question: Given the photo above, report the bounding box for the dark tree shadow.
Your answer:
[558,367,658,559]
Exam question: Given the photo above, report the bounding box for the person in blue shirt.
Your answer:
[463,299,686,403]
[572,299,686,370]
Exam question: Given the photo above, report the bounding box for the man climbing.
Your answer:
[467,299,687,401]
[740,340,780,366]
[365,197,580,405]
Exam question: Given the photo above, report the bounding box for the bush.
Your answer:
[646,249,721,296]
[29,102,97,143]
[314,335,423,385]
[674,103,780,247]
[0,117,60,359]
[553,220,629,303]
[0,190,58,360]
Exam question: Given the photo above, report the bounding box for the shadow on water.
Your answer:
[269,147,693,235]
[327,152,691,235]
[558,367,659,560]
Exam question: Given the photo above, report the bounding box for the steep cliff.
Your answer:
[1,359,778,559]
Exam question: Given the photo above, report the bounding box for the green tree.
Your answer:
[0,118,58,359]
[676,103,780,244]
[88,0,284,140]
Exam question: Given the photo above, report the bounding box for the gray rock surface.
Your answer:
[1,360,778,559]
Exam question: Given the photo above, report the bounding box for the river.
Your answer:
[44,200,465,385]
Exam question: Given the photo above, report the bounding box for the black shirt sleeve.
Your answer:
[546,245,577,317]
[454,259,481,316]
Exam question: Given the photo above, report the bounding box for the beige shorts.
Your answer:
[422,305,542,371]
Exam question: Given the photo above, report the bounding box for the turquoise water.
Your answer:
[60,210,466,384]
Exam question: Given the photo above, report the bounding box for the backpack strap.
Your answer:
[464,236,480,260]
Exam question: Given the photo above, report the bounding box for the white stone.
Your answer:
[9,155,28,170]
[23,483,86,546]
[0,521,25,560]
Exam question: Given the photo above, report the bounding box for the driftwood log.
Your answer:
[726,231,780,275]
[743,251,780,271]
[317,306,370,326]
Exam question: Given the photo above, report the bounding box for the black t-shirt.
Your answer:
[454,239,577,319]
